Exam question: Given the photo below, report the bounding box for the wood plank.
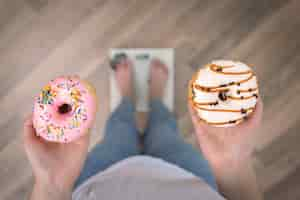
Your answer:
[0,3,37,50]
[0,0,108,97]
[265,166,300,200]
[189,0,289,68]
[255,119,300,191]
[0,0,28,30]
[254,55,300,150]
[24,0,49,11]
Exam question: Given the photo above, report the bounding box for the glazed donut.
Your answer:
[188,60,259,127]
[33,76,97,143]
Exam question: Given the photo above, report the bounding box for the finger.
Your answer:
[249,97,263,126]
[23,114,42,149]
[23,114,36,141]
[69,128,91,147]
[250,97,263,122]
[188,102,197,124]
[188,102,220,150]
[236,97,263,129]
[188,102,210,135]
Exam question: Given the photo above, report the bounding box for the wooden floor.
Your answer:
[0,0,299,199]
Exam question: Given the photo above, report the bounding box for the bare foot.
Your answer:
[149,59,168,100]
[115,58,133,98]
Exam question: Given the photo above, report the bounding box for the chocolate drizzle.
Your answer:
[194,74,255,92]
[218,91,227,101]
[238,87,258,93]
[192,102,254,113]
[241,108,247,114]
[196,115,245,126]
[216,67,222,72]
[210,64,252,75]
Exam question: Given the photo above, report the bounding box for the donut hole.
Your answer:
[58,103,72,114]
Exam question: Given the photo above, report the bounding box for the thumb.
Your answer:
[235,97,263,130]
[23,114,39,145]
[188,102,208,137]
[188,102,200,128]
[71,129,90,148]
[188,102,217,147]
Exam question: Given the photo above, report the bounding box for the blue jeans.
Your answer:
[74,98,217,190]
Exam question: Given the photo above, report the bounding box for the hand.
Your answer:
[188,98,263,168]
[23,115,90,192]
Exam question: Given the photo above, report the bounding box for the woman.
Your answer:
[24,58,263,200]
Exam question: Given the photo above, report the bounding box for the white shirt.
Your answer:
[73,156,226,200]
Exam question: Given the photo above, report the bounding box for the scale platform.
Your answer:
[109,49,174,131]
[110,48,174,111]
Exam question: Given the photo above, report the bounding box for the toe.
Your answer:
[125,59,133,69]
[160,63,168,74]
[115,58,132,71]
[153,59,168,74]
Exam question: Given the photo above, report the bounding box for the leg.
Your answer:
[75,98,140,188]
[144,99,217,190]
[75,57,140,189]
[143,59,217,190]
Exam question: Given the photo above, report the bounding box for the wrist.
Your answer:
[210,155,252,176]
[33,178,72,200]
[205,147,253,173]
[35,171,75,191]
[210,157,262,200]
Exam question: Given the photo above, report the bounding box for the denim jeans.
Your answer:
[74,98,217,190]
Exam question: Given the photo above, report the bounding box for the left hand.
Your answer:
[189,98,263,169]
[23,114,90,192]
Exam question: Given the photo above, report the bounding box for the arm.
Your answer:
[211,158,263,200]
[23,115,91,200]
[30,181,72,200]
[189,99,264,200]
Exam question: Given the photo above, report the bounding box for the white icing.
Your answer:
[195,68,251,87]
[191,60,259,127]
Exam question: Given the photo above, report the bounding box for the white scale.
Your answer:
[109,49,174,114]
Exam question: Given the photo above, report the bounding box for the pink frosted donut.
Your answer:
[33,76,97,143]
